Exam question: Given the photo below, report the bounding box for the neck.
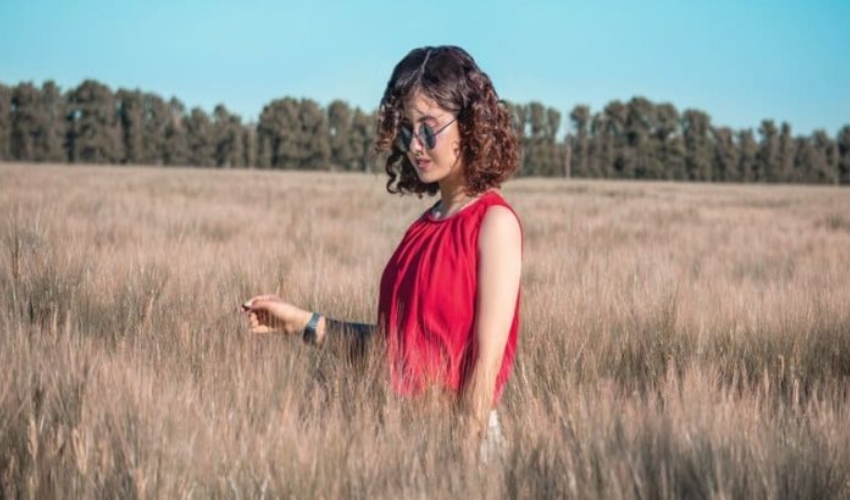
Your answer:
[435,182,476,219]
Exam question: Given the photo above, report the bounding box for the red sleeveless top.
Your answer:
[378,191,520,404]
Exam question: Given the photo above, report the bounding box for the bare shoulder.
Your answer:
[479,205,522,250]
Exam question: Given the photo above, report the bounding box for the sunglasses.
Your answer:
[396,117,458,151]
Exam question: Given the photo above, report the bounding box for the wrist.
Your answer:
[301,311,322,345]
[287,309,311,336]
[314,315,327,345]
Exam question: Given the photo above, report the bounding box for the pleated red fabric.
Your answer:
[378,191,520,404]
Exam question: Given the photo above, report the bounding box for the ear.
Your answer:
[450,141,463,170]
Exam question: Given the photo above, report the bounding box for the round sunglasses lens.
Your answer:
[421,124,437,149]
[396,128,412,151]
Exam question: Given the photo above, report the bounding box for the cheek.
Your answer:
[440,139,462,165]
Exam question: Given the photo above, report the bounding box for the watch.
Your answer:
[302,312,321,345]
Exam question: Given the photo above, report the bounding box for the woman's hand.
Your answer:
[241,295,312,336]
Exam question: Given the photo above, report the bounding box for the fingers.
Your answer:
[240,293,291,335]
[244,310,278,334]
[242,294,281,311]
[241,299,283,334]
[249,315,276,334]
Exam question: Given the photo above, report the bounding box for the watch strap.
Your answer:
[302,312,321,345]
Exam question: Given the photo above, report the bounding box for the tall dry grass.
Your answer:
[1,162,849,498]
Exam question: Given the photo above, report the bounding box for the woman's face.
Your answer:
[400,91,463,189]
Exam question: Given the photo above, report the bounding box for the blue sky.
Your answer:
[1,0,848,135]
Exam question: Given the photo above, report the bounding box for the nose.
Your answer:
[409,133,426,153]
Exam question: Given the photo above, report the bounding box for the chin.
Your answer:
[415,169,439,184]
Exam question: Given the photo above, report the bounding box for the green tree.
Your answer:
[299,99,330,170]
[837,125,850,185]
[212,104,243,168]
[117,89,145,164]
[655,103,685,180]
[777,122,796,183]
[229,115,245,168]
[521,102,560,176]
[256,125,272,169]
[0,84,10,160]
[350,108,376,172]
[810,130,839,184]
[67,79,119,164]
[40,81,66,162]
[791,136,810,182]
[185,107,215,167]
[547,107,563,176]
[163,97,189,166]
[602,101,628,178]
[681,109,712,181]
[142,93,169,165]
[568,104,591,177]
[328,99,354,170]
[242,123,257,168]
[757,119,779,182]
[10,82,46,161]
[711,127,739,182]
[522,102,561,176]
[258,97,299,169]
[7,77,844,184]
[625,97,656,178]
[507,102,529,175]
[588,112,615,178]
[738,129,758,183]
[257,97,330,170]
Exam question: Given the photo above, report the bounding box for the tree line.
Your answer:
[1,79,848,184]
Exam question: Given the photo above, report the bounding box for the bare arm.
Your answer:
[460,205,522,442]
[242,296,375,359]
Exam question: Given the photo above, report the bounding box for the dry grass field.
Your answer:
[1,162,850,499]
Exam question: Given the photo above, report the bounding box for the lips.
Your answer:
[415,159,432,170]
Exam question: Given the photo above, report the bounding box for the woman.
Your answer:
[243,45,522,452]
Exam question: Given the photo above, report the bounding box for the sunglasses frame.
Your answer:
[396,117,458,152]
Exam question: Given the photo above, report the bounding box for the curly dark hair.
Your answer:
[375,46,520,197]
